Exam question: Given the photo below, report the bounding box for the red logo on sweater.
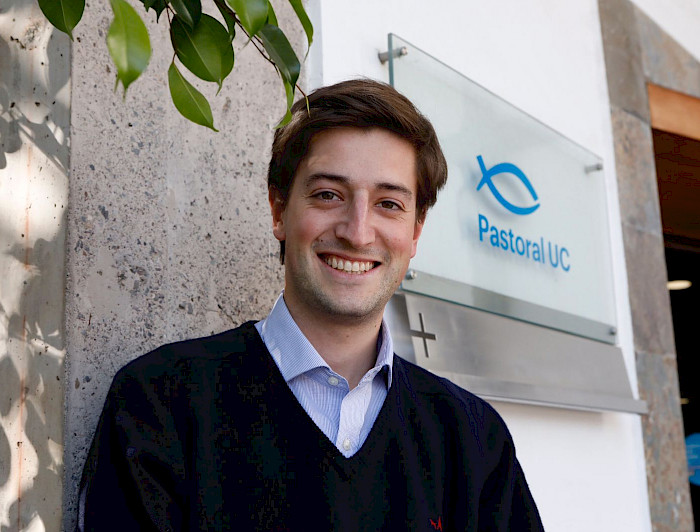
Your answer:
[430,516,443,531]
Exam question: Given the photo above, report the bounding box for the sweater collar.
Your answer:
[257,292,394,388]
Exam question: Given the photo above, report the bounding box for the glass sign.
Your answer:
[388,34,617,343]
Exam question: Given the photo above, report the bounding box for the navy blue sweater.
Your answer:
[77,322,543,531]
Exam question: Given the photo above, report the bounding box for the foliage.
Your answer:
[38,0,312,130]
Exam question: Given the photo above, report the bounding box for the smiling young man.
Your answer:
[269,126,422,390]
[77,80,544,531]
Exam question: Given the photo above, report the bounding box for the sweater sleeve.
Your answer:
[75,364,188,532]
[478,427,544,531]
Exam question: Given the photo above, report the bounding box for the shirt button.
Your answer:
[342,439,352,451]
[328,376,339,386]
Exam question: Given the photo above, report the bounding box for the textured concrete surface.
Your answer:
[598,0,649,122]
[0,0,70,530]
[636,350,692,532]
[599,1,695,530]
[636,7,700,101]
[62,0,303,529]
[610,107,662,235]
[621,225,676,356]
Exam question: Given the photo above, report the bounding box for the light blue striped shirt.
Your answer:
[255,293,393,458]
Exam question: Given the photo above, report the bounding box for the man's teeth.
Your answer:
[325,256,375,274]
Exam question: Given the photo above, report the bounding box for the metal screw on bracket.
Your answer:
[405,269,417,280]
[378,46,408,64]
[609,327,617,336]
[584,163,604,173]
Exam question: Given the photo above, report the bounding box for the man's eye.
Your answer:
[316,191,338,201]
[378,200,401,210]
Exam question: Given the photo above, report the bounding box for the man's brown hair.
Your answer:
[268,78,448,263]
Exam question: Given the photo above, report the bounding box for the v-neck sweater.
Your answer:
[255,293,394,457]
[77,322,543,531]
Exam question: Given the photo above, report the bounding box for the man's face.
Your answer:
[270,127,423,325]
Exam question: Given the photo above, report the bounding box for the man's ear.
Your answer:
[269,187,286,242]
[410,216,425,258]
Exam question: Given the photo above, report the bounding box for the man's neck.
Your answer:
[283,297,383,390]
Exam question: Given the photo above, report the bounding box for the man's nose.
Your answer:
[335,198,375,248]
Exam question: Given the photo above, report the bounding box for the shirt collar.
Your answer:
[257,292,394,388]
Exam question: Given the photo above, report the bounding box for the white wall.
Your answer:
[309,1,651,530]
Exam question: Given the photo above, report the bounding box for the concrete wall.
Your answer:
[1,0,302,530]
[310,0,653,530]
[0,1,70,529]
[60,1,305,528]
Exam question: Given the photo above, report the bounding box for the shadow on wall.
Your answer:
[0,238,65,532]
[0,0,70,529]
[0,3,70,174]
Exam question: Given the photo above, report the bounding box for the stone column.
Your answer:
[0,1,71,530]
[599,0,695,530]
[61,1,302,530]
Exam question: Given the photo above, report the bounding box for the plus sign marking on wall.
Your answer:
[409,312,437,358]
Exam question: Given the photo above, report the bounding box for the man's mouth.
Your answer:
[322,254,378,274]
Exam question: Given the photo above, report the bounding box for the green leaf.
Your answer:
[275,107,293,129]
[274,78,294,128]
[283,77,294,108]
[38,0,85,39]
[168,62,217,131]
[107,0,151,94]
[141,0,168,20]
[213,0,236,42]
[171,14,234,89]
[287,0,313,51]
[258,24,300,87]
[170,0,201,28]
[228,0,269,37]
[266,2,278,26]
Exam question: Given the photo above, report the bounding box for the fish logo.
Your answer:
[476,155,540,215]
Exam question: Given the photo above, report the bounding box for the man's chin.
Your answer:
[311,292,387,323]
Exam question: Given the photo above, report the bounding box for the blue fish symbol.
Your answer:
[476,155,540,215]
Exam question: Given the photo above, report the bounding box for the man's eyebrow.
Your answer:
[304,173,414,199]
[376,181,414,199]
[303,173,349,188]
